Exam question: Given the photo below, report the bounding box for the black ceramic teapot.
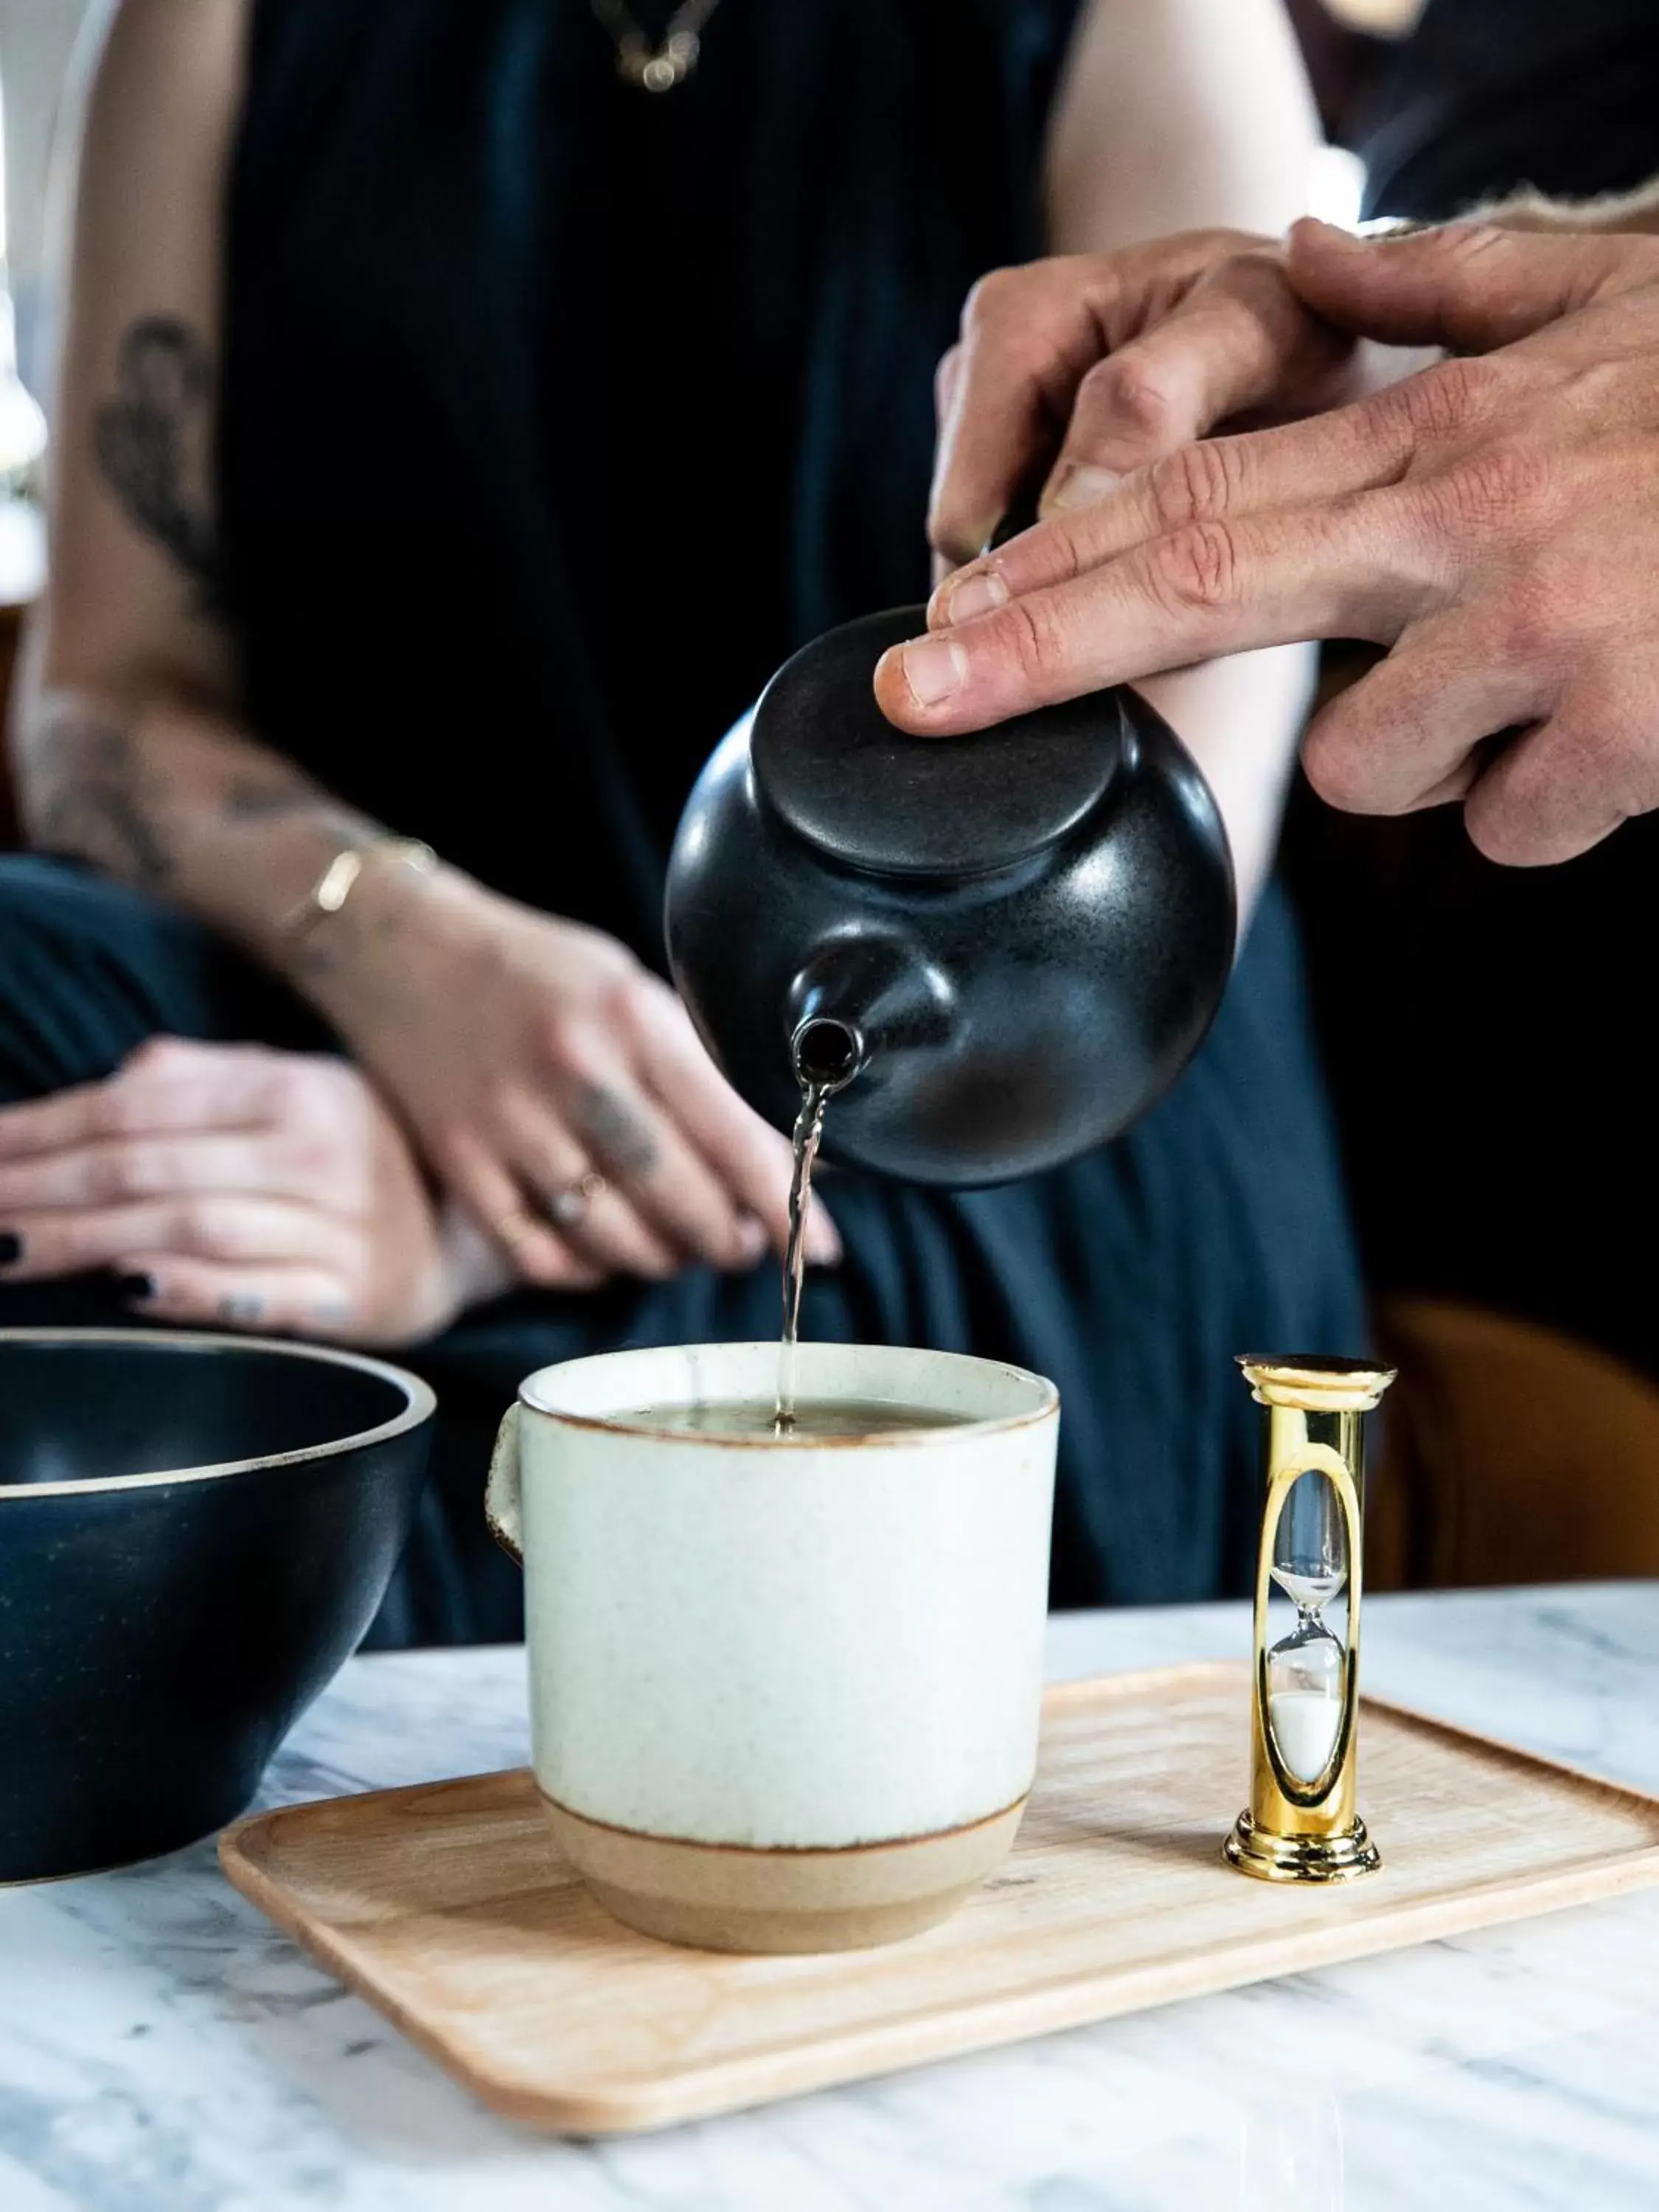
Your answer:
[664,605,1236,1186]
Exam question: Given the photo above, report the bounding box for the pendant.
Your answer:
[618,29,700,92]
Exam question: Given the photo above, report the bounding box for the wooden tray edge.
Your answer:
[1358,1684,1659,1824]
[218,1660,1659,2136]
[219,1820,622,2133]
[219,1822,1659,2137]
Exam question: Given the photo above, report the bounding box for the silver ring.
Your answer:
[547,1170,608,1228]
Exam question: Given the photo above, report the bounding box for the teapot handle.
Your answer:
[485,1402,524,1566]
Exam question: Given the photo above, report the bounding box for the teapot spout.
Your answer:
[786,933,956,1096]
[791,1016,866,1093]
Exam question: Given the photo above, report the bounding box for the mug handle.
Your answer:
[485,1402,524,1565]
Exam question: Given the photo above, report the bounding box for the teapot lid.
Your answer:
[751,605,1132,877]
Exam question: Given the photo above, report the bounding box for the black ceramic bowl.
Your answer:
[0,1329,434,1883]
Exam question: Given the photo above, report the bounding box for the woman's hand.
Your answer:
[298,872,839,1287]
[0,1037,505,1344]
[928,229,1379,571]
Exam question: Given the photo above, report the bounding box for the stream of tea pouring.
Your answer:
[775,1018,864,1433]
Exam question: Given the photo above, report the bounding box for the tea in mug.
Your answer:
[611,1398,977,1440]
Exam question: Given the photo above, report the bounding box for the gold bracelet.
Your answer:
[281,836,437,940]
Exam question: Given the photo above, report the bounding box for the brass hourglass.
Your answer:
[1226,1356,1395,1885]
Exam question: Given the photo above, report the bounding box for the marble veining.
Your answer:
[5,1588,1659,2209]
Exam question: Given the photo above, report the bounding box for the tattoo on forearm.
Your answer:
[30,709,383,913]
[94,317,220,593]
[574,1083,660,1177]
[222,770,376,845]
[33,709,173,888]
[223,775,329,821]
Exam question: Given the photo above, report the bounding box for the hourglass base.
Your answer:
[1224,1809,1382,1884]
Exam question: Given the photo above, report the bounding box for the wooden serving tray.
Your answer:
[220,1661,1659,2135]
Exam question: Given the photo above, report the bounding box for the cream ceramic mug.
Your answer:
[487,1340,1058,1952]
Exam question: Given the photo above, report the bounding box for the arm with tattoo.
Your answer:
[13,0,812,1298]
[18,285,392,960]
[18,675,387,973]
[13,0,410,981]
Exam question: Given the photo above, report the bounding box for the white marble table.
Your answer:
[5,1584,1659,2211]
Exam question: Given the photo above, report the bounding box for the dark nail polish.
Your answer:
[117,1270,159,1302]
[0,1231,22,1266]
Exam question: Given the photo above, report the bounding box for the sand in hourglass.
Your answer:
[1267,1559,1346,1782]
[1267,1690,1342,1781]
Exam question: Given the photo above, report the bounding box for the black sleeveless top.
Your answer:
[218,0,1366,1626]
[221,0,1079,948]
[1358,0,1659,220]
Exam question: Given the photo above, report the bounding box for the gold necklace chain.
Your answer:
[588,0,724,92]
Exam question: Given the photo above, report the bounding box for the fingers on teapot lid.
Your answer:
[751,605,1135,877]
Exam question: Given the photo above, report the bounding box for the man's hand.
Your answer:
[928,229,1366,567]
[0,1038,501,1344]
[299,874,839,1287]
[880,219,1659,866]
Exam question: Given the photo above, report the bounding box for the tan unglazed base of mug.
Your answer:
[538,1787,1029,1954]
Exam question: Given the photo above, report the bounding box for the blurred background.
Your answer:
[8,0,1659,1606]
[1,0,82,379]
